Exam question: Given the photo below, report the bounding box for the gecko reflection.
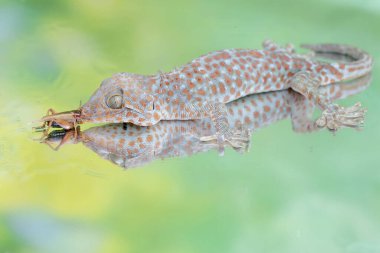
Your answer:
[42,74,371,169]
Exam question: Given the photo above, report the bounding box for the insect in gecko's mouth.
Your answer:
[34,108,83,134]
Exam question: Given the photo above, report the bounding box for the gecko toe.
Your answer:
[317,103,366,131]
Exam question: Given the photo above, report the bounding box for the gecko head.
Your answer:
[81,73,162,126]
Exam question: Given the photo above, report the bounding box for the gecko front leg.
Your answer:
[288,71,366,131]
[181,101,251,154]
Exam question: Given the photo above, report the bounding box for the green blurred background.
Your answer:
[0,0,379,252]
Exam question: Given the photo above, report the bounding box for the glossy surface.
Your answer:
[1,0,380,252]
[43,75,371,169]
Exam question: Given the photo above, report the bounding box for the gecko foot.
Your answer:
[316,102,366,131]
[200,126,251,155]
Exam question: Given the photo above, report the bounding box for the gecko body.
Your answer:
[43,74,371,167]
[40,40,373,147]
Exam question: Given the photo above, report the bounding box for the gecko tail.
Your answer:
[301,43,373,81]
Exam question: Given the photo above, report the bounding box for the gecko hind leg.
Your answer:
[289,71,366,131]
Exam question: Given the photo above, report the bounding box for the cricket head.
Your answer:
[81,73,162,126]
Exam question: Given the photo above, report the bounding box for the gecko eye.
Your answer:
[106,94,123,109]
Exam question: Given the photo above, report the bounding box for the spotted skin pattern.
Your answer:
[50,74,371,169]
[61,41,373,146]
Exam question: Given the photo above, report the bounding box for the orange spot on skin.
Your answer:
[128,141,135,147]
[186,72,192,78]
[236,78,242,88]
[327,65,343,79]
[316,65,323,72]
[348,67,357,72]
[249,51,263,58]
[264,106,270,112]
[197,89,206,96]
[239,58,247,65]
[168,90,174,96]
[219,83,226,94]
[287,72,295,78]
[225,77,232,85]
[221,52,230,59]
[153,112,160,121]
[146,135,153,142]
[211,85,217,94]
[188,81,195,89]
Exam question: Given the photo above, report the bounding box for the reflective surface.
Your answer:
[1,0,380,252]
[41,75,371,169]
